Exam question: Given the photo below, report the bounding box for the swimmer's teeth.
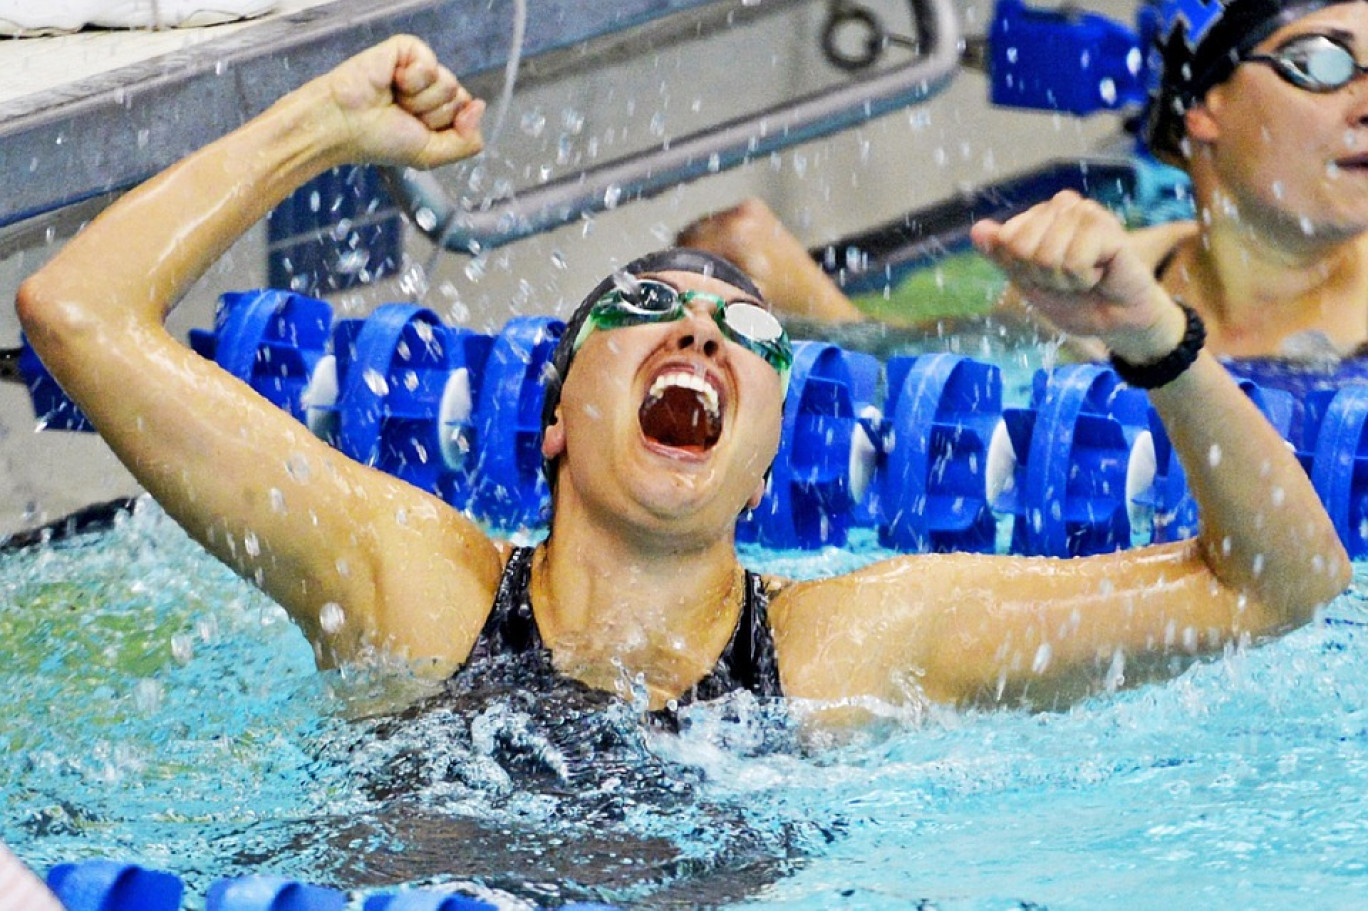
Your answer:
[649,372,719,418]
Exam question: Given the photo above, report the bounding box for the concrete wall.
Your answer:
[0,0,1136,536]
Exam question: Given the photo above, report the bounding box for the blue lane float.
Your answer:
[1308,384,1368,559]
[993,364,1150,558]
[46,860,183,911]
[986,0,1148,116]
[206,876,346,911]
[21,288,1368,560]
[324,305,491,510]
[187,289,334,424]
[737,340,875,550]
[877,353,1001,554]
[464,316,560,530]
[44,860,625,911]
[1140,377,1297,545]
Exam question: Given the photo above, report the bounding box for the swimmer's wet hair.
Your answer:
[539,248,764,494]
[1145,0,1351,161]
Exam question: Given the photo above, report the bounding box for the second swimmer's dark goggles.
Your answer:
[571,278,793,393]
[1244,32,1368,92]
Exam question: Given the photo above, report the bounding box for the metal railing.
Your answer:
[388,0,963,253]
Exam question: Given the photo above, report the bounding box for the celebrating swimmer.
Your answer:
[681,0,1368,360]
[15,35,1350,717]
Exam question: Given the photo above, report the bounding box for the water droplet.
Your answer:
[520,110,546,137]
[1098,78,1117,105]
[363,369,390,396]
[269,488,286,514]
[285,453,312,482]
[171,634,195,664]
[1208,444,1222,467]
[244,532,260,558]
[320,602,345,634]
[1031,642,1052,674]
[133,679,163,714]
[1271,180,1285,200]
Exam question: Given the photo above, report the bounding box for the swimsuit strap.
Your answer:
[469,545,543,663]
[684,570,783,703]
[469,546,782,700]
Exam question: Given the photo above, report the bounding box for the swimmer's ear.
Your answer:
[541,408,566,461]
[1183,94,1222,146]
[746,476,766,511]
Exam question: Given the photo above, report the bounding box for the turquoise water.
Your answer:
[4,500,1368,910]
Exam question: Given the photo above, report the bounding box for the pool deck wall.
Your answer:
[0,0,1134,536]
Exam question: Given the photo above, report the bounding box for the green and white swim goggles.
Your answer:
[572,278,793,393]
[1243,33,1368,93]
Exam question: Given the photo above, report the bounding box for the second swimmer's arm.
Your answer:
[771,193,1349,710]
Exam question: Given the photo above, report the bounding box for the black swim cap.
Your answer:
[1144,0,1355,160]
[539,248,764,491]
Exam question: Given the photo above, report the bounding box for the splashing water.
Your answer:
[3,499,1367,908]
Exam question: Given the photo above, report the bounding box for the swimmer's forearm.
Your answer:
[1148,352,1350,627]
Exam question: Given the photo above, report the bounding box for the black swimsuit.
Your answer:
[465,546,784,707]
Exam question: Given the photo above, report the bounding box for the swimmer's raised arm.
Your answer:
[16,36,502,675]
[676,198,867,322]
[770,191,1350,711]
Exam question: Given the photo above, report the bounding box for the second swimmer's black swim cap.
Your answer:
[539,248,764,491]
[1145,0,1356,160]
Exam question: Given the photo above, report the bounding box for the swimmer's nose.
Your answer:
[674,300,724,359]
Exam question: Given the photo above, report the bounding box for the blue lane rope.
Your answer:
[20,287,1368,559]
[43,859,623,911]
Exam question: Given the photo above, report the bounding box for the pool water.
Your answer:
[3,500,1368,910]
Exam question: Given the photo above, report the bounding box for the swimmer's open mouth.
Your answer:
[639,371,723,453]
